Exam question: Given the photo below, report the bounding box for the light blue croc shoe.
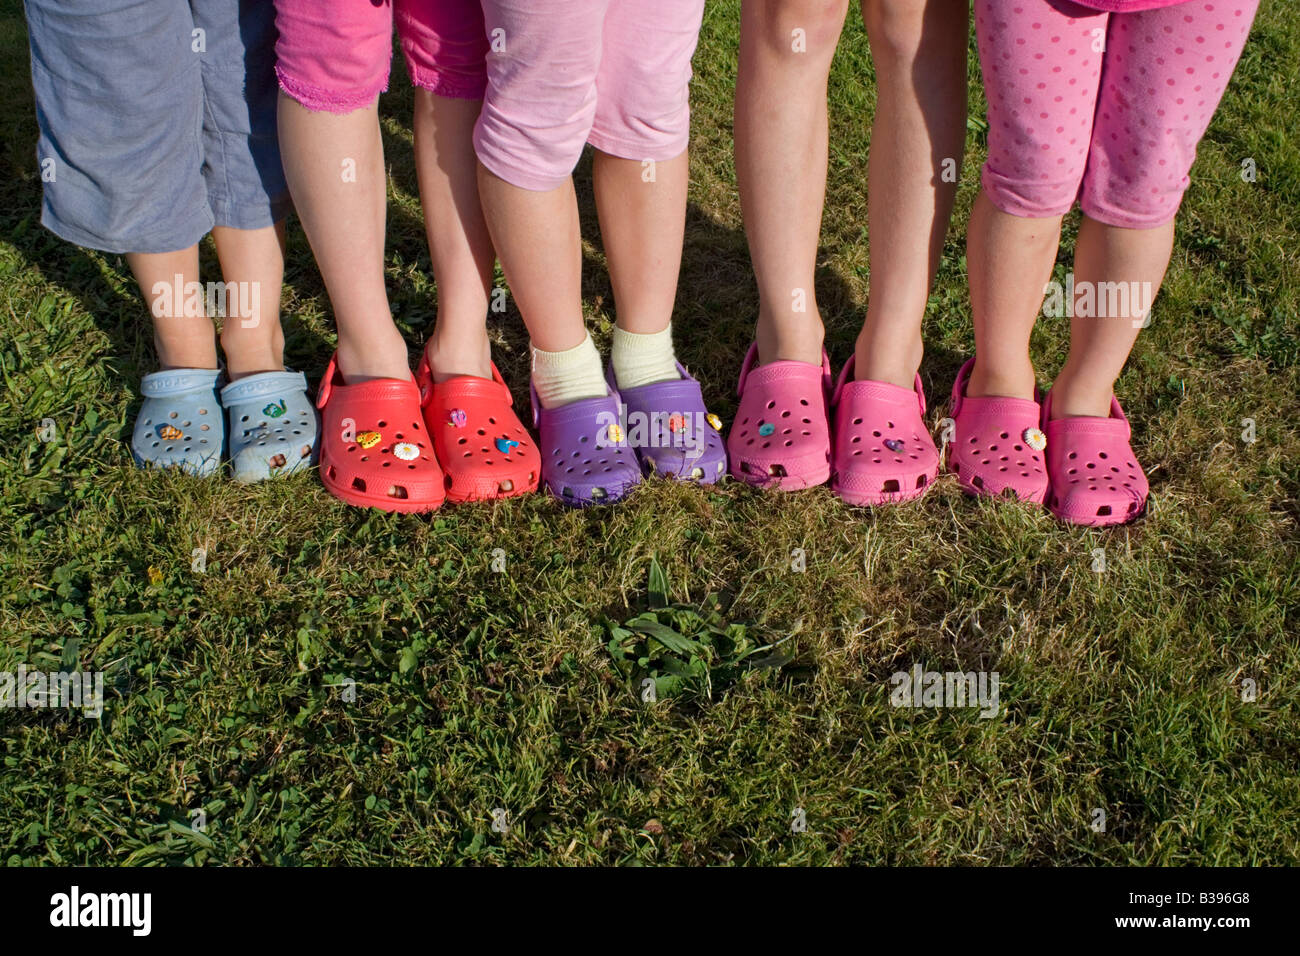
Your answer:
[220,369,319,483]
[131,368,226,476]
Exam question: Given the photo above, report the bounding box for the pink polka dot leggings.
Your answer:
[975,0,1259,228]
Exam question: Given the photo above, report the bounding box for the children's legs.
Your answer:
[966,193,1063,401]
[476,168,587,355]
[592,149,688,336]
[414,90,495,382]
[277,96,407,383]
[126,246,217,371]
[735,0,849,366]
[1049,217,1173,419]
[856,0,967,387]
[1049,0,1256,417]
[211,223,288,379]
[968,0,1105,400]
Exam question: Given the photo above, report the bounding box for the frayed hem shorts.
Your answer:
[24,0,291,255]
[975,0,1259,228]
[273,0,706,193]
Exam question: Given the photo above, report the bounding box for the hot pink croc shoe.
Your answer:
[726,343,832,489]
[830,356,938,506]
[947,357,1048,504]
[1042,390,1148,527]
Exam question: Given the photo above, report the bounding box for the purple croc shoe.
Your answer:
[606,363,727,483]
[532,381,642,506]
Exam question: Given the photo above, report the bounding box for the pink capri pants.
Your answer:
[274,0,489,109]
[975,0,1259,227]
[273,0,705,193]
[474,0,706,191]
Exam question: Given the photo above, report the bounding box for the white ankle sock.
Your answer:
[610,323,680,390]
[531,332,608,409]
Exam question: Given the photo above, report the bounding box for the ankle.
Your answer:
[221,332,284,380]
[755,310,824,367]
[423,324,492,383]
[967,354,1037,401]
[336,332,411,384]
[853,329,922,389]
[1047,371,1115,420]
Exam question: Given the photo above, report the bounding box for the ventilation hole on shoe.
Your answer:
[1098,451,1109,459]
[1087,462,1096,469]
[872,431,881,438]
[1096,505,1112,516]
[782,411,791,418]
[800,399,809,406]
[327,465,336,479]
[1068,452,1078,459]
[1000,431,1009,439]
[989,444,999,452]
[982,459,990,466]
[740,462,752,474]
[388,485,408,499]
[882,479,900,493]
[152,441,160,448]
[1014,444,1023,451]
[971,475,984,489]
[591,487,607,499]
[768,464,787,477]
[378,421,387,428]
[852,436,861,443]
[853,418,863,425]
[785,440,793,447]
[352,477,366,492]
[383,461,391,467]
[240,415,248,422]
[916,475,927,488]
[853,450,862,456]
[500,479,513,491]
[969,436,977,443]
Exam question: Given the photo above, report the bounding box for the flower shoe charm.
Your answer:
[392,442,420,461]
[1023,427,1047,451]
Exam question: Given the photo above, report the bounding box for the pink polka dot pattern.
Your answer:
[974,0,1259,227]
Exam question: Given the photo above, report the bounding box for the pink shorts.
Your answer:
[274,0,489,113]
[975,0,1258,227]
[474,0,706,191]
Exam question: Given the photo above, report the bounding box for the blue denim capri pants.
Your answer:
[24,0,291,254]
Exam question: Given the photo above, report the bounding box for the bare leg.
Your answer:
[475,163,586,354]
[1050,215,1174,418]
[965,189,1062,400]
[856,0,967,387]
[413,90,495,382]
[735,0,849,366]
[212,222,287,379]
[592,149,689,334]
[277,93,408,383]
[126,245,216,370]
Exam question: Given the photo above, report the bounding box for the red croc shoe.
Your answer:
[316,353,445,513]
[415,354,539,503]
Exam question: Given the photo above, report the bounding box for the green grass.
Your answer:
[1,0,1297,865]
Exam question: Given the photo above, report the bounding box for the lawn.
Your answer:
[0,0,1296,865]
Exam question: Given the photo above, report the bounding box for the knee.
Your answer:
[748,0,851,65]
[861,0,963,65]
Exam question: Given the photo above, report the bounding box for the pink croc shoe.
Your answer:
[830,356,938,506]
[947,357,1048,504]
[1042,390,1148,527]
[726,343,832,489]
